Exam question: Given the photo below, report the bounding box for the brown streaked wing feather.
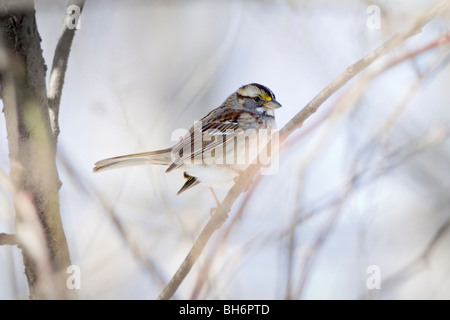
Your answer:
[166,108,256,172]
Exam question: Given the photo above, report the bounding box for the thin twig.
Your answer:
[293,185,351,299]
[0,233,18,246]
[364,217,450,297]
[47,0,86,138]
[156,0,450,300]
[382,31,450,71]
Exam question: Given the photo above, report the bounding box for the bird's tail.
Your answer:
[93,148,172,172]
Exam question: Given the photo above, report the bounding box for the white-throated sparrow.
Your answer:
[93,83,281,198]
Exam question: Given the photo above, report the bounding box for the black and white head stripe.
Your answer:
[237,83,276,101]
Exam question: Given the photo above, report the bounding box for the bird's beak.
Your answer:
[264,100,282,110]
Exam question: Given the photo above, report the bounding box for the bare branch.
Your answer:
[157,0,450,300]
[157,199,232,300]
[47,0,86,138]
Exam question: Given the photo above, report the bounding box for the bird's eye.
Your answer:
[253,96,262,103]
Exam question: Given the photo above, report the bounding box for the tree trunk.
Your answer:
[0,0,74,299]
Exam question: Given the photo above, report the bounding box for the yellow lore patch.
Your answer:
[260,93,272,101]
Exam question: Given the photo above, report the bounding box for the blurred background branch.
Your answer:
[157,0,450,300]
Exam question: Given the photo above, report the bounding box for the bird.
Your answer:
[93,83,281,203]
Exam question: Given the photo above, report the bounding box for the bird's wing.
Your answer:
[166,108,258,172]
